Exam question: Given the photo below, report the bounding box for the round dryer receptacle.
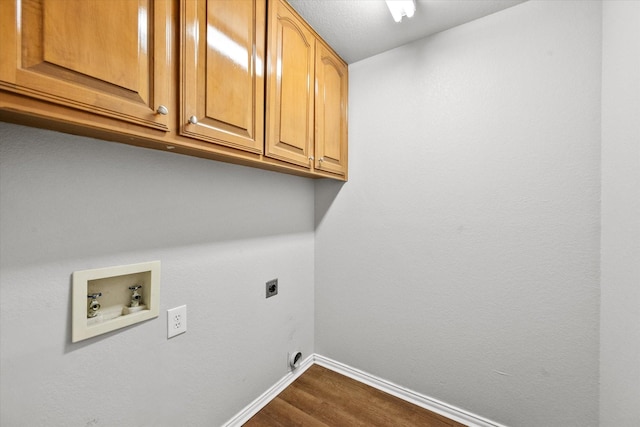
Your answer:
[289,351,302,370]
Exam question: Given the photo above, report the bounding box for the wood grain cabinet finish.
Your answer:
[265,0,315,168]
[0,0,348,181]
[0,0,171,131]
[181,0,266,154]
[314,42,348,177]
[266,0,348,178]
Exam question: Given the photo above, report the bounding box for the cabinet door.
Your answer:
[265,0,315,168]
[0,0,170,131]
[315,42,348,177]
[181,0,265,154]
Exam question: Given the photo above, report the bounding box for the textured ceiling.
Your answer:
[287,0,527,64]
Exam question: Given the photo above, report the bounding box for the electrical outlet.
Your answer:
[167,305,187,338]
[266,279,278,298]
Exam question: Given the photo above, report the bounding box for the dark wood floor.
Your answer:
[244,364,466,427]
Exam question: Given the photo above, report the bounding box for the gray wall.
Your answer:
[315,1,602,426]
[2,1,639,426]
[0,124,315,426]
[600,1,640,426]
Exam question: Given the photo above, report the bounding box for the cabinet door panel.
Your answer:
[0,0,169,130]
[181,0,265,154]
[42,1,139,93]
[315,43,348,177]
[265,0,314,167]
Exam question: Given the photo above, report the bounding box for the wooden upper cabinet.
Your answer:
[266,0,348,177]
[0,0,347,180]
[265,0,315,168]
[0,0,171,131]
[181,0,266,154]
[315,42,348,177]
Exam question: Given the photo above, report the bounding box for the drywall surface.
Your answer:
[315,1,601,426]
[0,123,315,426]
[287,0,526,64]
[600,1,640,426]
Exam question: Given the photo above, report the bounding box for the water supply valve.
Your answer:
[128,284,143,308]
[87,292,102,318]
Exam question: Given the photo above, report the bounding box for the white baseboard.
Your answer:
[314,354,507,427]
[221,354,314,427]
[223,353,506,427]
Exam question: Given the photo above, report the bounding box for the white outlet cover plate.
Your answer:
[167,305,187,338]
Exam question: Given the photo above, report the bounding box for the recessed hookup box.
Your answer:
[72,261,161,342]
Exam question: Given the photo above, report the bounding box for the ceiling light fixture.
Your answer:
[385,0,416,23]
